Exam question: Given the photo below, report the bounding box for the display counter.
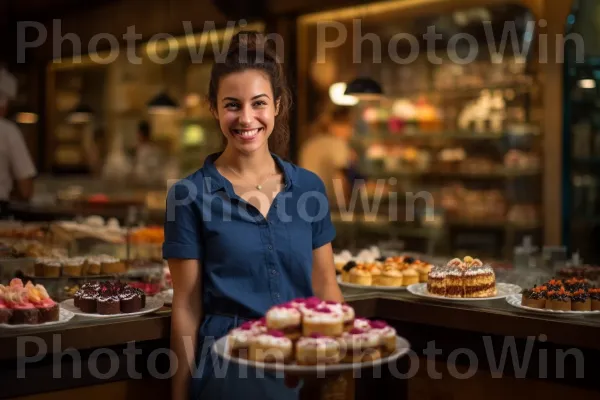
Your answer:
[2,289,599,399]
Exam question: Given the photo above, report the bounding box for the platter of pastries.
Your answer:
[0,278,74,329]
[337,255,433,290]
[506,277,600,315]
[60,281,163,318]
[407,256,521,301]
[213,297,411,374]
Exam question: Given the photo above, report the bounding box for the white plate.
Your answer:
[60,297,164,319]
[336,276,408,291]
[0,307,75,329]
[155,289,173,305]
[213,335,411,375]
[506,294,600,315]
[406,282,522,301]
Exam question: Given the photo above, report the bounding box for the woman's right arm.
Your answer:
[169,258,202,400]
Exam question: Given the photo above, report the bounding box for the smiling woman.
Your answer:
[163,31,343,400]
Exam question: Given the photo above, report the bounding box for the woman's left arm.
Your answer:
[312,242,344,302]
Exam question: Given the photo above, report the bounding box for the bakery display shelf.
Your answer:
[332,219,441,239]
[385,82,538,101]
[23,273,127,281]
[446,219,541,230]
[360,167,542,180]
[352,131,540,145]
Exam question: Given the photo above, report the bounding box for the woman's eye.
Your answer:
[253,101,267,107]
[225,103,239,109]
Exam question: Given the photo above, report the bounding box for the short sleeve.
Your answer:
[310,175,337,249]
[8,126,37,180]
[162,180,203,260]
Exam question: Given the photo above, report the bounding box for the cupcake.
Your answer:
[295,334,341,365]
[589,288,600,311]
[416,263,433,283]
[367,264,383,286]
[325,301,355,331]
[545,288,571,311]
[337,327,381,363]
[377,265,403,287]
[119,288,143,313]
[99,256,126,275]
[266,304,302,340]
[521,286,547,309]
[367,320,397,356]
[248,330,293,363]
[62,257,84,277]
[227,319,267,358]
[570,289,591,311]
[43,260,62,278]
[302,305,344,337]
[78,289,98,313]
[341,261,358,282]
[401,268,419,286]
[349,266,372,286]
[34,257,48,277]
[85,257,102,275]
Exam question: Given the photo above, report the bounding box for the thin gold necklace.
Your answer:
[226,166,276,191]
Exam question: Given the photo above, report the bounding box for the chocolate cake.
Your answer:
[72,281,146,314]
[0,304,13,324]
[97,295,120,315]
[119,288,142,313]
[11,305,39,324]
[78,290,98,313]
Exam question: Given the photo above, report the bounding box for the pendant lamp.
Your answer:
[344,76,383,100]
[67,103,94,124]
[147,91,179,114]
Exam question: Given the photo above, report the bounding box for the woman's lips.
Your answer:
[231,128,263,140]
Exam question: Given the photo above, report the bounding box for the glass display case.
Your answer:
[297,2,544,258]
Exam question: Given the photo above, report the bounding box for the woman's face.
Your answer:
[214,69,278,155]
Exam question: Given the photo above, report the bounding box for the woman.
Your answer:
[163,31,343,400]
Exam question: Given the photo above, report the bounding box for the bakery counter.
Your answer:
[2,292,600,399]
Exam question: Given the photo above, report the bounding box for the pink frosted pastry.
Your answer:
[4,290,38,324]
[265,304,302,339]
[295,333,341,365]
[248,330,293,363]
[302,305,344,337]
[227,319,267,358]
[367,320,397,355]
[337,328,381,363]
[353,317,371,330]
[31,284,60,323]
[325,301,355,331]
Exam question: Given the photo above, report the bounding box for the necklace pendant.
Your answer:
[256,184,262,190]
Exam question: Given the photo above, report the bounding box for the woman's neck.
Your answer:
[217,145,277,178]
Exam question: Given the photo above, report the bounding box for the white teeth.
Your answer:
[235,128,260,138]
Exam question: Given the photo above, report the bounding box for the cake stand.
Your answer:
[213,336,411,400]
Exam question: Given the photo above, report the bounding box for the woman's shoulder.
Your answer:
[166,168,208,201]
[281,159,326,190]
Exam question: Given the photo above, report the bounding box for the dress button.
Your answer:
[270,270,277,276]
[268,245,273,250]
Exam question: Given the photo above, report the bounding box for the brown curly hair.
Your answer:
[208,31,291,159]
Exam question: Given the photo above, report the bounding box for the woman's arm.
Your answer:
[169,258,203,400]
[312,243,344,303]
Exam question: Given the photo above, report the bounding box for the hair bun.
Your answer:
[227,30,278,62]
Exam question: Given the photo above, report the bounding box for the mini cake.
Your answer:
[26,283,59,323]
[444,265,464,298]
[302,305,344,337]
[99,256,126,274]
[415,263,433,283]
[353,317,371,330]
[341,261,357,282]
[521,286,547,309]
[85,257,102,275]
[325,301,355,331]
[427,265,447,296]
[570,289,591,311]
[248,330,293,363]
[0,299,13,324]
[564,277,590,293]
[62,257,84,277]
[4,290,39,324]
[377,265,403,287]
[463,264,496,298]
[34,257,48,277]
[337,327,381,363]
[545,279,564,292]
[43,260,62,278]
[97,293,120,315]
[228,319,267,358]
[368,264,383,286]
[119,288,143,313]
[266,304,302,340]
[401,268,419,286]
[349,267,372,286]
[78,289,98,313]
[589,288,600,311]
[545,288,571,311]
[295,334,341,365]
[367,320,397,356]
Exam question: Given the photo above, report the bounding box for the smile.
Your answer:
[231,128,263,139]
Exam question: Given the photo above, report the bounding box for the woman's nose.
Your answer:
[239,105,253,126]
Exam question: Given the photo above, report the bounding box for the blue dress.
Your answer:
[162,152,337,400]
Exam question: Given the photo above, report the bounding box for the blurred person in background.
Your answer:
[132,120,165,185]
[0,68,36,218]
[299,105,357,209]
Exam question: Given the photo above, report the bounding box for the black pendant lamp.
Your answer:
[147,91,178,114]
[344,76,383,100]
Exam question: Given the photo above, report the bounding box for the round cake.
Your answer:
[0,278,59,325]
[426,256,497,298]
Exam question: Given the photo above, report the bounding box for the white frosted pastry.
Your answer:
[295,334,341,365]
[248,331,293,363]
[323,301,355,331]
[266,305,302,339]
[367,320,397,355]
[353,317,371,330]
[337,328,382,363]
[302,306,344,337]
[227,319,267,357]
